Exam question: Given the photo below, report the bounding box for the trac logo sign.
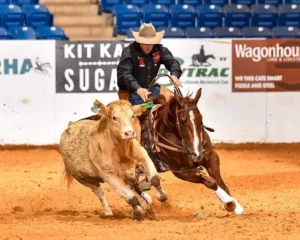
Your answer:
[0,58,52,76]
[158,44,230,85]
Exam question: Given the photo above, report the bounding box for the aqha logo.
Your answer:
[0,57,52,75]
[235,43,300,62]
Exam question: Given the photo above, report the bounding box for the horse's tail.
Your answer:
[63,168,74,190]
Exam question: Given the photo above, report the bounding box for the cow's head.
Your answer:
[94,99,144,140]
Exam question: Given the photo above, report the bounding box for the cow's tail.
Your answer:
[63,168,74,190]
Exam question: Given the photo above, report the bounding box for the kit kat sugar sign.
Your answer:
[56,41,130,93]
[232,39,300,92]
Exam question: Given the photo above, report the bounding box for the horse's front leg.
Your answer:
[203,150,244,215]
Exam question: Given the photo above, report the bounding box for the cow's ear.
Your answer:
[94,99,108,115]
[131,105,145,117]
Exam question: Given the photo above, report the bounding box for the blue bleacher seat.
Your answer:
[36,26,69,40]
[0,26,9,39]
[126,26,139,38]
[113,4,142,35]
[242,26,272,38]
[231,0,255,7]
[204,0,228,7]
[125,0,149,7]
[99,0,123,13]
[12,0,39,5]
[8,26,36,39]
[251,4,277,28]
[214,26,242,38]
[285,0,300,4]
[141,4,169,28]
[22,4,53,28]
[185,27,214,38]
[150,0,176,7]
[157,26,185,37]
[272,26,300,38]
[169,4,196,29]
[257,0,282,6]
[0,4,24,28]
[0,0,10,4]
[223,4,251,28]
[278,4,300,27]
[196,5,222,28]
[178,0,202,8]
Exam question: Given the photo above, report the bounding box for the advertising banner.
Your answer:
[0,40,56,144]
[159,39,232,88]
[232,39,300,92]
[56,41,130,93]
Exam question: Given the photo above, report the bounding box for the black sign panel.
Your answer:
[56,41,131,93]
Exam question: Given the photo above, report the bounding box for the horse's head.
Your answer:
[172,88,206,162]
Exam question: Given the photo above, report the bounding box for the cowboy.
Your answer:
[117,23,182,105]
[117,23,183,172]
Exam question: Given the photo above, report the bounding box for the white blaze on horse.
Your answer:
[59,100,167,220]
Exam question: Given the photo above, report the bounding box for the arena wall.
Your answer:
[0,39,299,145]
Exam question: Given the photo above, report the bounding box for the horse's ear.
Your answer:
[193,88,202,103]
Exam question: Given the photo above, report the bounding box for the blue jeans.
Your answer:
[129,85,160,106]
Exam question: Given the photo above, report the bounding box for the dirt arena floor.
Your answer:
[1,144,300,240]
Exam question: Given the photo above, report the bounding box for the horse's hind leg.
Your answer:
[90,184,113,216]
[203,151,244,214]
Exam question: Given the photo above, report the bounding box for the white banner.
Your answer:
[0,41,55,144]
[0,39,299,145]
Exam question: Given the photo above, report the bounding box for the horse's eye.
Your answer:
[132,115,135,119]
[112,116,118,121]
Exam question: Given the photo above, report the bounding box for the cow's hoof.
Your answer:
[145,205,156,220]
[132,206,143,221]
[104,208,113,217]
[157,189,168,202]
[224,201,236,212]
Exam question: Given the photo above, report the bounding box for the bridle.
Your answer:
[147,74,207,161]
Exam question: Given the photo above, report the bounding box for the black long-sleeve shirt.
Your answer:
[117,41,182,94]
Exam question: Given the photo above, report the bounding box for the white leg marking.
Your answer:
[189,111,200,156]
[214,186,233,203]
[92,185,113,216]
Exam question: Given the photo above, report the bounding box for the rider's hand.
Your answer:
[171,75,182,88]
[136,88,152,102]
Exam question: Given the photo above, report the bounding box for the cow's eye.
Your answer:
[112,116,118,121]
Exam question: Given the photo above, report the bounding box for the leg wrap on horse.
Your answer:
[214,186,233,203]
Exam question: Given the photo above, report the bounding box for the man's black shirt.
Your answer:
[117,41,182,94]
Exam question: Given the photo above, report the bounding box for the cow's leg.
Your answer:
[139,148,168,202]
[102,175,144,220]
[91,184,113,216]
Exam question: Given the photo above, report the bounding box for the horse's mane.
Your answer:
[156,92,194,131]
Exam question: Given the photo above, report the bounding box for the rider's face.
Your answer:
[140,43,154,54]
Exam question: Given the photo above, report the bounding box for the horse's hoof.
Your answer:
[224,200,236,212]
[132,206,143,221]
[157,189,168,202]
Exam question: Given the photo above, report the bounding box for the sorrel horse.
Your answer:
[140,75,244,215]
